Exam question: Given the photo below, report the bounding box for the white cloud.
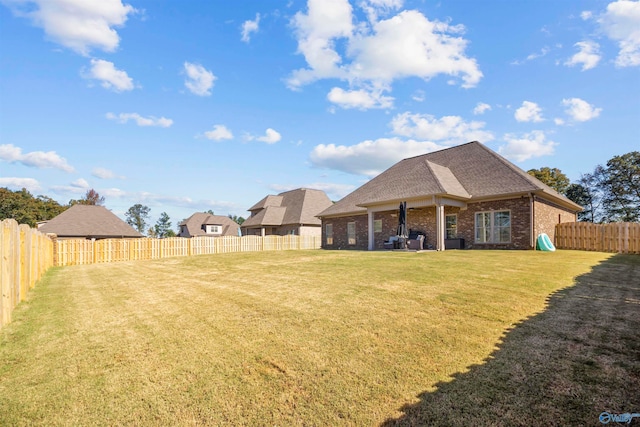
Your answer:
[411,90,425,102]
[106,112,173,127]
[288,2,482,109]
[581,10,593,20]
[499,131,557,162]
[390,112,494,143]
[0,143,74,172]
[183,62,216,96]
[50,178,92,194]
[473,102,491,115]
[565,41,601,70]
[71,178,90,189]
[598,0,640,67]
[241,13,260,42]
[84,59,134,92]
[3,0,136,56]
[554,118,565,125]
[204,125,234,141]
[511,47,550,66]
[347,10,482,87]
[310,137,447,176]
[327,87,394,109]
[257,128,282,144]
[562,98,602,122]
[514,101,544,122]
[0,177,41,192]
[92,167,124,179]
[359,0,403,22]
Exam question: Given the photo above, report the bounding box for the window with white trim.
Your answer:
[326,224,333,245]
[374,219,382,233]
[347,222,356,245]
[445,214,457,239]
[475,211,511,243]
[207,225,222,234]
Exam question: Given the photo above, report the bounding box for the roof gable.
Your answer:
[38,205,143,238]
[243,188,333,228]
[319,141,581,217]
[180,213,240,236]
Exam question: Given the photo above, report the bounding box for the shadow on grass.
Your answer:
[382,254,640,427]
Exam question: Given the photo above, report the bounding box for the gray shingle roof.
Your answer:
[242,188,333,228]
[178,213,240,237]
[318,141,582,217]
[38,205,143,238]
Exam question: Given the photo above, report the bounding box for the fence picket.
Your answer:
[0,219,54,328]
[555,222,640,254]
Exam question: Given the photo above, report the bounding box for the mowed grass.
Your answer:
[1,250,637,426]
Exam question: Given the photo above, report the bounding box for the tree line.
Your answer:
[0,188,246,236]
[528,151,639,223]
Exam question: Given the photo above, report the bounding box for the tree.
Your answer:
[527,167,570,194]
[125,204,150,233]
[566,178,602,223]
[69,189,105,206]
[206,209,215,215]
[154,212,172,238]
[228,214,245,225]
[598,151,640,222]
[0,187,67,227]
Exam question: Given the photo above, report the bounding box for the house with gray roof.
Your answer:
[317,141,582,251]
[38,205,143,239]
[241,188,333,237]
[178,213,240,237]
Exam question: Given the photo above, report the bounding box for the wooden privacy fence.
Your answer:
[555,222,640,254]
[54,235,322,266]
[1,219,54,328]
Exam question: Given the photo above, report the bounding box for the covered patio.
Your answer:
[361,196,468,251]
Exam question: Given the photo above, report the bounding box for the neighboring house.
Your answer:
[317,141,582,251]
[241,188,333,237]
[37,205,143,239]
[178,213,240,237]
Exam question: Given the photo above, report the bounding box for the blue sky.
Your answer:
[1,0,639,229]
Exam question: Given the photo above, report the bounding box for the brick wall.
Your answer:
[321,196,577,251]
[459,198,531,249]
[533,197,577,245]
[322,214,368,250]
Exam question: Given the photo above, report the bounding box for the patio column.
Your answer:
[435,203,445,251]
[368,210,374,251]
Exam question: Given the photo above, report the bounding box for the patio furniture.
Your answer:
[407,235,424,250]
[407,229,427,249]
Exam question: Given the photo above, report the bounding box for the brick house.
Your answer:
[317,141,581,251]
[241,188,333,237]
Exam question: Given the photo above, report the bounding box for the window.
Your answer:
[475,211,511,243]
[374,219,382,233]
[445,214,457,239]
[326,224,333,245]
[347,222,356,245]
[207,225,221,234]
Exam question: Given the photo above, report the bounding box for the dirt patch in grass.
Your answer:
[1,250,635,426]
[382,254,640,426]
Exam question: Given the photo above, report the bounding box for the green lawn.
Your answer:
[1,250,638,426]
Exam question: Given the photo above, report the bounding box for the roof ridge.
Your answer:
[400,140,480,162]
[423,160,447,194]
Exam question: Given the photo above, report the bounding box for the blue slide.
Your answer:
[537,233,556,252]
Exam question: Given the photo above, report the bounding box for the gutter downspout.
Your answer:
[529,193,535,249]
